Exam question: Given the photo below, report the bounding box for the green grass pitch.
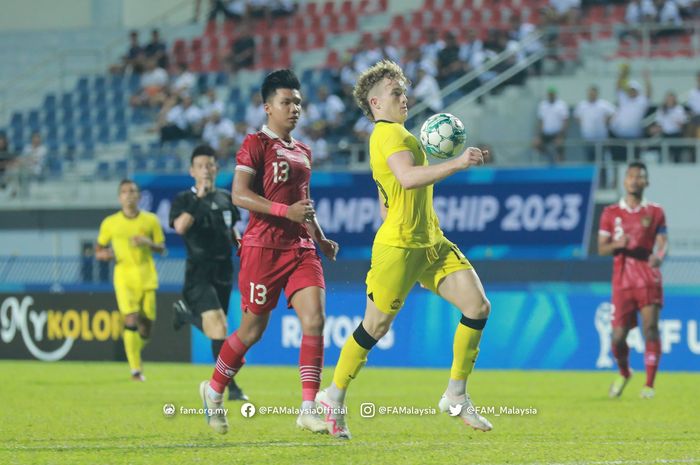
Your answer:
[1,361,698,465]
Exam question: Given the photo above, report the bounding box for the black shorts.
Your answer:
[183,259,233,315]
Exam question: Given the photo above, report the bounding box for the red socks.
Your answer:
[612,341,631,378]
[299,335,324,402]
[210,331,248,394]
[644,340,661,388]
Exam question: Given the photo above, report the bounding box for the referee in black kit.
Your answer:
[170,144,247,401]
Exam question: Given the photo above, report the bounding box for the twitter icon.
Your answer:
[448,404,463,416]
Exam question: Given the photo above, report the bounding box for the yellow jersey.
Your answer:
[97,210,164,290]
[369,121,443,248]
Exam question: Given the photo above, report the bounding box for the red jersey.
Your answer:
[235,125,315,250]
[599,199,667,290]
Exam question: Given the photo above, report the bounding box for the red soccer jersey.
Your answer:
[235,125,315,250]
[599,199,667,290]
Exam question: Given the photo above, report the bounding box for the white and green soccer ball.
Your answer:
[419,113,466,159]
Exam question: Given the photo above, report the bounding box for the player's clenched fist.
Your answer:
[286,199,315,223]
[457,147,485,169]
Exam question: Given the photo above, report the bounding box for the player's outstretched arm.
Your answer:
[387,146,485,190]
[232,169,315,223]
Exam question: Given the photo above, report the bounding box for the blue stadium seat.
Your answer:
[27,111,40,130]
[96,160,110,179]
[80,141,95,158]
[43,94,57,111]
[76,76,89,91]
[63,126,76,146]
[10,112,23,129]
[44,109,57,126]
[109,74,124,92]
[97,125,110,144]
[78,108,91,125]
[111,90,125,107]
[61,108,74,125]
[94,76,106,92]
[114,124,127,142]
[134,156,148,171]
[95,108,108,125]
[127,74,140,92]
[113,107,126,123]
[47,156,63,178]
[228,87,241,103]
[114,159,128,178]
[215,72,228,86]
[61,93,72,110]
[79,127,93,145]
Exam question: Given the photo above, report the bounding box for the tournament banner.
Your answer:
[0,293,189,362]
[192,283,700,371]
[135,166,596,259]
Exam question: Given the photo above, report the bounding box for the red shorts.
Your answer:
[611,286,663,328]
[238,246,325,314]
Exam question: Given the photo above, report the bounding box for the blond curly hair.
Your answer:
[353,60,409,121]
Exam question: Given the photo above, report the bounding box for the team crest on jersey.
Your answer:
[390,299,402,310]
[641,216,652,228]
[223,210,232,228]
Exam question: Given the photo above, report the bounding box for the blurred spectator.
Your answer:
[654,0,683,38]
[232,121,254,148]
[145,29,168,69]
[0,133,16,190]
[574,85,615,161]
[420,28,445,70]
[130,58,169,108]
[687,71,700,138]
[533,86,569,162]
[171,62,196,96]
[625,0,657,24]
[18,132,47,180]
[547,0,581,24]
[354,34,383,72]
[610,71,651,138]
[124,30,144,74]
[232,121,254,149]
[649,91,688,161]
[510,15,544,75]
[158,95,204,142]
[228,22,255,73]
[305,124,330,166]
[376,35,400,63]
[353,116,374,140]
[201,88,225,120]
[271,0,296,18]
[245,93,267,130]
[403,46,433,84]
[610,69,652,161]
[208,0,247,21]
[437,31,466,88]
[202,111,235,157]
[412,64,443,117]
[308,86,346,135]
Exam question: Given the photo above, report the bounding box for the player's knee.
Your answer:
[479,298,491,319]
[643,324,659,341]
[300,312,324,336]
[363,319,391,340]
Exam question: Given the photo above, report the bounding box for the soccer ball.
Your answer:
[419,113,467,159]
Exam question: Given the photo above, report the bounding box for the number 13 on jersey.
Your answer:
[272,161,289,183]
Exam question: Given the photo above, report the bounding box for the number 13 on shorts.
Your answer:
[249,282,268,305]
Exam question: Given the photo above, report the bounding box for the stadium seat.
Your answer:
[96,161,110,179]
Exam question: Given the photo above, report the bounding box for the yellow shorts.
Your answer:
[365,236,473,315]
[114,279,157,320]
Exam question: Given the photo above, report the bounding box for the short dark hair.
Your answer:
[119,179,138,191]
[191,144,217,164]
[628,161,648,176]
[261,69,301,103]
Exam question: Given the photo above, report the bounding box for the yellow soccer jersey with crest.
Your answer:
[369,121,443,248]
[97,210,164,290]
